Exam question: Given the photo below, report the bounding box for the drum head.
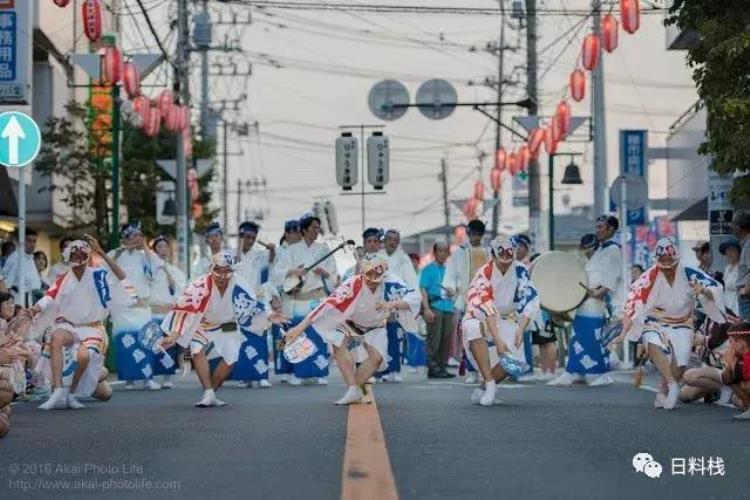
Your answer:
[530,251,588,313]
[283,333,318,364]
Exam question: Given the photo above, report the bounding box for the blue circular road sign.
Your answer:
[0,111,42,168]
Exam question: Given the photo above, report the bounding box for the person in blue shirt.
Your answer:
[420,242,456,379]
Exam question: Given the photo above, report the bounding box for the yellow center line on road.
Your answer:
[341,387,398,500]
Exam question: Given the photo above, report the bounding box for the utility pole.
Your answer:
[491,1,506,237]
[440,158,450,237]
[525,0,541,248]
[175,0,190,273]
[199,0,211,136]
[591,0,607,216]
[223,119,228,235]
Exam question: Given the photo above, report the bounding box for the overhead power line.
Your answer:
[219,1,667,17]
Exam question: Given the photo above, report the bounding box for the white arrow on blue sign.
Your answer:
[0,111,41,167]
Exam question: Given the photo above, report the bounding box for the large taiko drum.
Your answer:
[530,251,588,314]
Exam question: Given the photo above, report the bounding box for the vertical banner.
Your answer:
[629,217,678,269]
[0,0,31,104]
[612,130,648,225]
[708,171,734,273]
[512,170,529,207]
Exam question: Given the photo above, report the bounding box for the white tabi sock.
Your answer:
[335,386,363,405]
[480,381,497,406]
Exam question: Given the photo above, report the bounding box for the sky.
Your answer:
[120,0,699,247]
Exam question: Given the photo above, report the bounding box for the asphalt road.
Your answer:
[2,372,748,500]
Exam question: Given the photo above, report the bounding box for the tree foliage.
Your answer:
[36,99,218,246]
[666,1,750,206]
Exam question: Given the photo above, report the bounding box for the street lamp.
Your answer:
[548,152,583,250]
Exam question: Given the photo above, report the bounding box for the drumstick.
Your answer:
[256,239,273,250]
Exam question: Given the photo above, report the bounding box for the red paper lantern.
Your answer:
[517,146,530,172]
[157,90,174,118]
[463,198,479,219]
[490,168,502,192]
[601,14,619,53]
[82,0,102,42]
[103,45,122,84]
[144,106,161,138]
[528,127,545,157]
[570,69,586,102]
[507,152,517,176]
[581,34,600,71]
[165,104,183,133]
[132,95,148,116]
[188,169,200,202]
[123,62,140,98]
[180,105,191,131]
[473,181,485,200]
[495,147,507,172]
[620,0,640,34]
[53,0,71,7]
[556,101,571,138]
[183,128,193,157]
[544,127,558,155]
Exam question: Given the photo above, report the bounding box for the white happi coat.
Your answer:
[1,250,42,295]
[34,266,136,396]
[587,239,624,317]
[271,240,337,295]
[107,248,163,331]
[624,264,725,342]
[381,248,418,289]
[443,243,488,312]
[149,262,187,312]
[236,244,277,301]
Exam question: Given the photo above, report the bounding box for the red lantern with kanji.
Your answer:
[122,62,140,98]
[157,90,173,118]
[528,127,545,157]
[544,127,558,155]
[53,0,71,7]
[82,0,102,42]
[517,146,530,172]
[570,69,586,102]
[495,147,507,171]
[103,45,122,84]
[620,0,640,34]
[602,14,619,53]
[490,168,502,192]
[473,181,485,200]
[582,34,600,71]
[556,101,571,138]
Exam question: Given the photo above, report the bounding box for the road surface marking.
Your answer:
[341,387,398,500]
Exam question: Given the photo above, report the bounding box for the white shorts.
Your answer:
[36,323,107,397]
[328,326,388,372]
[190,327,244,365]
[461,317,521,371]
[640,322,694,367]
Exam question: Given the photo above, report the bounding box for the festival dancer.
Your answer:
[33,237,136,410]
[191,222,226,278]
[613,237,725,410]
[461,237,540,406]
[284,253,421,404]
[234,221,277,388]
[149,235,187,388]
[271,218,303,383]
[272,215,337,386]
[443,219,488,384]
[159,252,284,407]
[549,229,619,387]
[108,222,164,390]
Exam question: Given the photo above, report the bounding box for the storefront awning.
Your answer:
[670,197,707,222]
